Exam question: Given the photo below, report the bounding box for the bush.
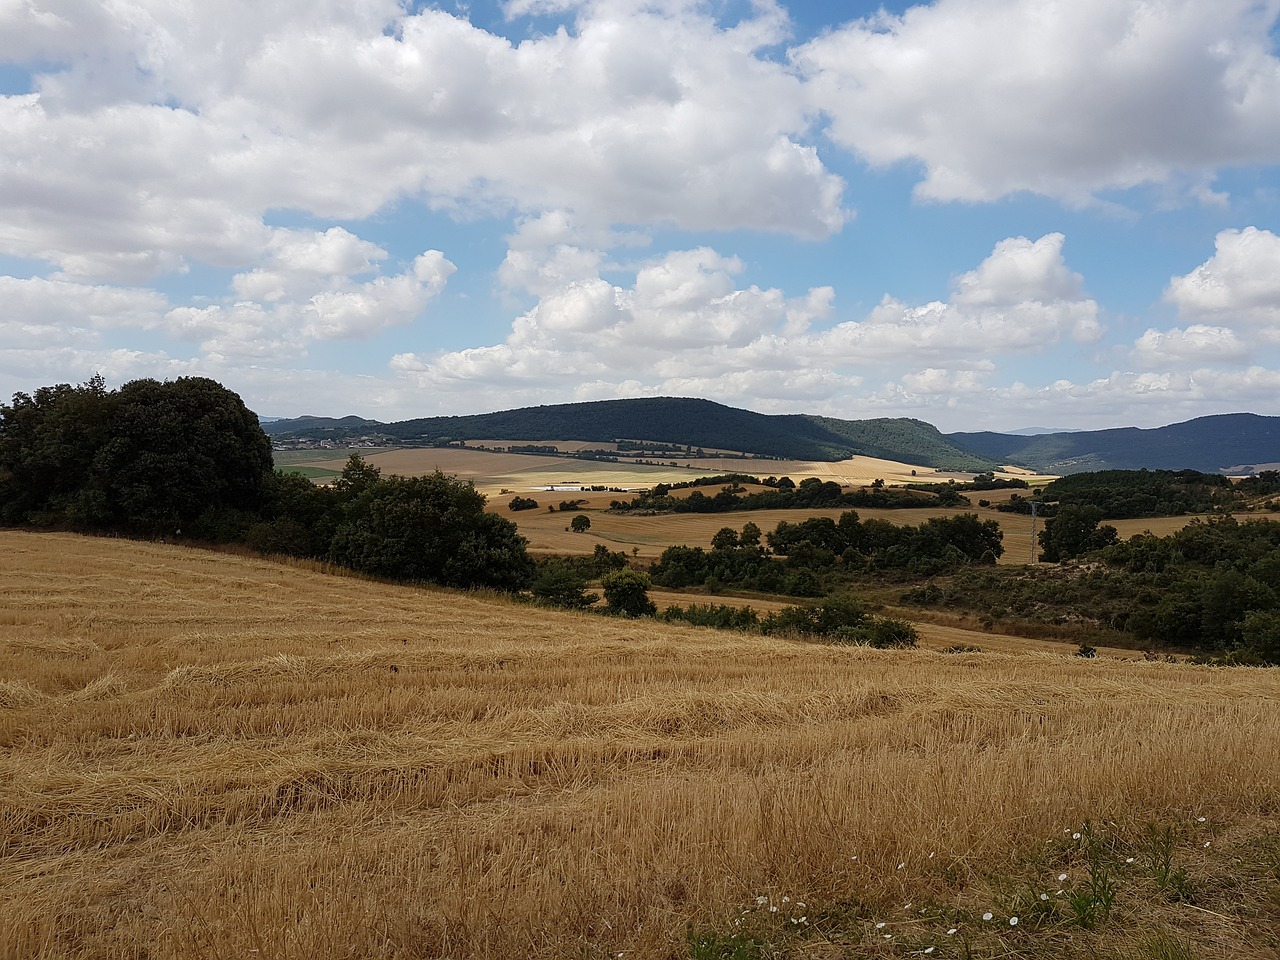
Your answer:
[845,616,919,648]
[601,569,657,617]
[528,563,598,609]
[761,596,866,637]
[660,603,760,631]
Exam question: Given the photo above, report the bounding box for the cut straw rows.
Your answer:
[2,531,1279,959]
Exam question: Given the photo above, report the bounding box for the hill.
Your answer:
[265,397,994,469]
[948,412,1280,473]
[5,531,1280,959]
[263,400,1280,475]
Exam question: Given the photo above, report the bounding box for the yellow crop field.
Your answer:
[504,497,1049,565]
[497,486,1214,565]
[287,446,1022,497]
[3,531,1279,959]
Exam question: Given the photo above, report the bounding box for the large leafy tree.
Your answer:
[0,375,272,536]
[328,459,533,590]
[95,377,273,535]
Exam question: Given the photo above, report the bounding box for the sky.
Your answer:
[3,0,1280,433]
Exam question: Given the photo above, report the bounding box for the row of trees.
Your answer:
[611,476,951,514]
[0,377,533,591]
[999,469,1280,522]
[907,515,1280,663]
[649,511,1003,596]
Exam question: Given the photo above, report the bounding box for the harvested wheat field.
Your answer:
[511,500,1049,565]
[286,447,1024,497]
[3,531,1279,959]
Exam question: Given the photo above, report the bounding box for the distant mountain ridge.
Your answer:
[946,413,1280,474]
[261,401,1280,475]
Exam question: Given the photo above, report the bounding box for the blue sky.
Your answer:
[3,0,1280,432]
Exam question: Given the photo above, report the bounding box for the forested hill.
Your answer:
[947,413,1280,474]
[264,397,994,469]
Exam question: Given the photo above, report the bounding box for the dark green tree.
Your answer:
[0,375,113,526]
[601,568,657,617]
[1038,505,1119,562]
[710,526,739,550]
[570,513,591,533]
[0,375,272,537]
[329,466,533,590]
[94,377,273,536]
[529,562,599,609]
[1239,610,1280,665]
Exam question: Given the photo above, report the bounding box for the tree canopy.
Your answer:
[0,375,272,537]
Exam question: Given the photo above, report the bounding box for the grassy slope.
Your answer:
[274,398,996,468]
[3,532,1280,959]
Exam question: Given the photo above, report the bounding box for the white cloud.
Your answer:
[0,275,169,330]
[0,0,845,287]
[162,247,456,358]
[394,233,1097,418]
[302,251,456,340]
[901,364,994,395]
[234,228,389,303]
[796,0,1280,204]
[805,234,1100,362]
[1165,227,1280,338]
[1132,324,1250,366]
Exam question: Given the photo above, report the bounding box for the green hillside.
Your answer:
[948,413,1280,473]
[266,398,994,469]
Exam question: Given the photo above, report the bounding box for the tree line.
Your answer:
[611,476,957,513]
[0,377,532,590]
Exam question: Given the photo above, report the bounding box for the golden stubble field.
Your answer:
[288,446,1004,497]
[3,532,1279,959]
[495,489,1205,565]
[286,447,1203,562]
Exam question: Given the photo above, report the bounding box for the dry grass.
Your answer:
[3,531,1279,959]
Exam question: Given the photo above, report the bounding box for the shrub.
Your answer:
[529,563,598,609]
[761,596,866,637]
[660,603,760,631]
[601,569,657,617]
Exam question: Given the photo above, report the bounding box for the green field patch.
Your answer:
[279,465,342,480]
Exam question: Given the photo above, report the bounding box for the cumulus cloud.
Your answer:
[1165,226,1280,337]
[394,233,1099,417]
[805,234,1100,362]
[0,0,845,287]
[164,245,455,358]
[1132,324,1250,366]
[795,0,1280,204]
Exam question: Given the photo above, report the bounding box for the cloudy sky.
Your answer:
[4,0,1280,431]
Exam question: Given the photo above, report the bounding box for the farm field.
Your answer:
[282,445,1017,496]
[4,531,1280,959]
[500,496,1207,565]
[281,447,1208,563]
